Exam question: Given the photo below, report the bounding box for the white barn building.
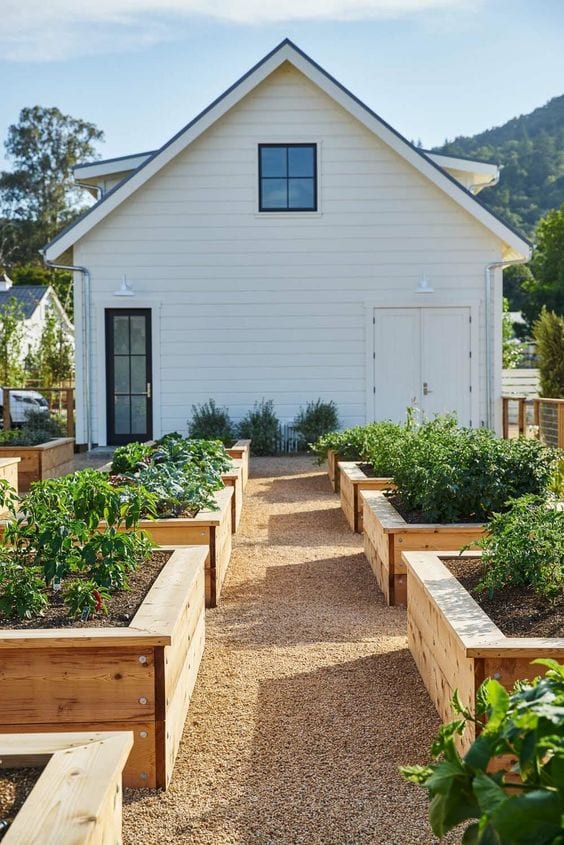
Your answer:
[42,40,530,448]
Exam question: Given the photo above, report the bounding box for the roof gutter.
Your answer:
[484,254,530,430]
[39,254,93,450]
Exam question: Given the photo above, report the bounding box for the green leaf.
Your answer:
[472,771,507,816]
[483,680,510,733]
[465,734,496,771]
[491,789,563,843]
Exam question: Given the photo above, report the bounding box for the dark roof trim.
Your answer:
[73,150,156,171]
[43,38,531,255]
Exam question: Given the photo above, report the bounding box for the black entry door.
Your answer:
[106,309,152,445]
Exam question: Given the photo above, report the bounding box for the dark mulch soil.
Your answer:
[0,767,43,841]
[443,556,564,638]
[387,493,483,525]
[358,463,376,478]
[0,551,171,630]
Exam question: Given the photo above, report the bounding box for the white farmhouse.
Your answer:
[42,40,530,448]
[0,273,74,367]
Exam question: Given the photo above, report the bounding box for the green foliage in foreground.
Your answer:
[474,494,564,598]
[392,416,557,522]
[534,308,564,398]
[310,420,407,469]
[401,660,564,844]
[0,471,153,619]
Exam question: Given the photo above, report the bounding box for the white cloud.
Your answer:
[0,0,477,61]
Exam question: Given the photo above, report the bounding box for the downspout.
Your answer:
[39,253,93,451]
[484,254,530,430]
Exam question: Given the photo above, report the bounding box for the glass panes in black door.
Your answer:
[106,309,152,444]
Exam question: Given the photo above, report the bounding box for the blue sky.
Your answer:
[0,0,563,170]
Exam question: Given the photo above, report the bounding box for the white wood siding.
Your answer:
[74,63,504,445]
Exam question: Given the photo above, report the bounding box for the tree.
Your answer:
[31,308,74,388]
[10,263,73,316]
[533,308,564,398]
[0,299,26,386]
[502,297,525,368]
[528,203,564,321]
[0,106,104,264]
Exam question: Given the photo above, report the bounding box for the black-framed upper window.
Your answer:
[259,144,317,211]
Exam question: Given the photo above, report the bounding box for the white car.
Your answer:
[0,388,49,426]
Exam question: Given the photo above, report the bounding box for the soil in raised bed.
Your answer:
[387,493,483,525]
[443,556,564,638]
[0,551,171,630]
[0,767,43,841]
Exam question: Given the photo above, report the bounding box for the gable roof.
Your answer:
[0,285,49,320]
[43,39,531,262]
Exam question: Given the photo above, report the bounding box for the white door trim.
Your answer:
[365,296,480,426]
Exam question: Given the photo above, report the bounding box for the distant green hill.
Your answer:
[433,95,564,238]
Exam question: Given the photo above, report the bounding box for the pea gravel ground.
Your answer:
[123,456,455,845]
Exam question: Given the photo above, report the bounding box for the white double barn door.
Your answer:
[373,307,472,426]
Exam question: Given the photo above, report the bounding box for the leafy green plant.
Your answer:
[188,399,235,445]
[293,400,339,450]
[63,579,110,618]
[534,308,564,398]
[473,495,564,598]
[238,400,281,456]
[0,408,66,446]
[392,417,557,522]
[0,559,48,619]
[110,441,153,475]
[361,421,409,477]
[152,436,231,475]
[401,660,564,844]
[119,463,219,519]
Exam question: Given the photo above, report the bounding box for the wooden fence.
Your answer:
[1,387,75,438]
[533,398,564,449]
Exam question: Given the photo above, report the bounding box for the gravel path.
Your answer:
[123,456,450,845]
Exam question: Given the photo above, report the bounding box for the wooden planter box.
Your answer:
[327,450,342,492]
[402,550,564,750]
[111,487,233,608]
[0,457,19,516]
[0,731,132,843]
[221,459,244,534]
[226,439,251,489]
[0,438,75,492]
[0,546,207,789]
[361,491,485,607]
[339,462,394,533]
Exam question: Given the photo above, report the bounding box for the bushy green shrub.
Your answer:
[401,660,564,844]
[188,399,235,444]
[392,416,557,522]
[293,400,339,450]
[361,422,408,477]
[110,441,153,475]
[534,307,564,398]
[0,471,153,619]
[237,400,280,456]
[475,494,564,597]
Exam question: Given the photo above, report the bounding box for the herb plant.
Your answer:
[188,399,235,444]
[238,400,280,456]
[110,441,153,474]
[293,400,339,450]
[119,463,220,519]
[474,494,564,597]
[310,420,408,472]
[401,660,564,844]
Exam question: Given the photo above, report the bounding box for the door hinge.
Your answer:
[469,350,472,358]
[373,316,375,325]
[469,385,472,393]
[469,315,472,323]
[373,386,376,395]
[373,352,376,360]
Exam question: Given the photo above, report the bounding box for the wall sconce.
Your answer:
[415,272,434,294]
[113,274,134,297]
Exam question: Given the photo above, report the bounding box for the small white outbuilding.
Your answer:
[42,39,530,448]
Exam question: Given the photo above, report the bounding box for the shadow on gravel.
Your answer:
[219,553,405,649]
[231,650,439,845]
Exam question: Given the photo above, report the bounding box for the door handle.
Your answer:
[423,382,432,396]
[146,383,152,399]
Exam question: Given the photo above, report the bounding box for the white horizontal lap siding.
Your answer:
[75,63,503,444]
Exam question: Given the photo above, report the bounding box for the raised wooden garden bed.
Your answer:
[0,731,132,843]
[221,459,244,533]
[0,438,74,492]
[327,450,342,492]
[0,457,19,516]
[339,462,394,533]
[0,546,206,789]
[226,439,251,489]
[361,491,485,607]
[402,550,564,750]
